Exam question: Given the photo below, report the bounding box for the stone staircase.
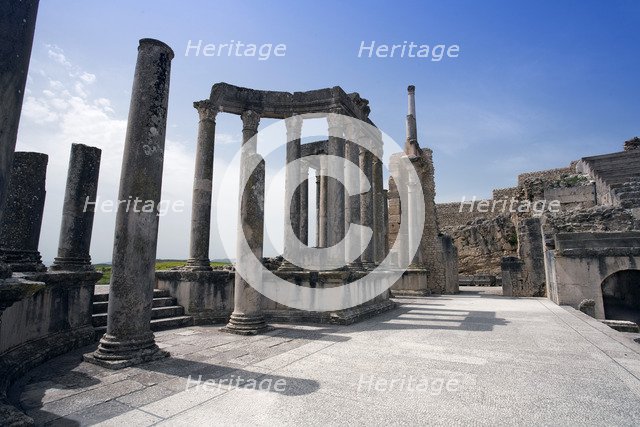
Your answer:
[578,150,640,209]
[92,288,193,334]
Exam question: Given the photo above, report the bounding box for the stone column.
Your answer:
[318,156,328,248]
[326,112,346,268]
[224,110,270,335]
[372,148,385,264]
[344,126,361,268]
[359,133,375,269]
[0,152,47,272]
[85,38,174,369]
[407,168,420,266]
[280,115,302,271]
[185,100,217,271]
[405,85,420,157]
[0,0,39,279]
[315,173,321,247]
[299,161,309,246]
[51,143,101,271]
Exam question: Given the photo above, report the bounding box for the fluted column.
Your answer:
[280,115,302,271]
[85,38,174,369]
[224,110,270,335]
[185,100,217,271]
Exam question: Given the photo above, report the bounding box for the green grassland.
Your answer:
[94,260,230,285]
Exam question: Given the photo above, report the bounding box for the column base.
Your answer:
[50,256,94,272]
[83,332,169,370]
[0,249,46,272]
[183,258,213,271]
[221,313,272,335]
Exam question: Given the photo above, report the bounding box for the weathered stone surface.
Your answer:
[0,1,39,269]
[51,143,101,271]
[185,101,217,271]
[515,217,546,297]
[0,152,48,272]
[86,38,174,369]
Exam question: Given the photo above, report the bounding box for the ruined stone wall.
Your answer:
[437,200,498,230]
[492,187,519,200]
[517,167,574,188]
[445,214,518,276]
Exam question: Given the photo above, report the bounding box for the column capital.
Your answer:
[285,114,303,138]
[193,100,218,122]
[241,110,260,132]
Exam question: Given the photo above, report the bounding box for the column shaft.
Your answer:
[51,143,101,271]
[185,101,217,270]
[86,38,174,369]
[0,152,47,272]
[280,115,302,270]
[224,110,269,335]
[359,147,375,269]
[299,163,309,246]
[0,0,39,278]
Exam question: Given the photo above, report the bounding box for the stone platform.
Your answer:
[10,293,640,425]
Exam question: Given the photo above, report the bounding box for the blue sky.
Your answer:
[16,0,640,263]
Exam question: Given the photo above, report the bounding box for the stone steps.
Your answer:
[91,288,193,332]
[581,150,640,208]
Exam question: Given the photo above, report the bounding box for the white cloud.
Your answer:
[16,44,196,264]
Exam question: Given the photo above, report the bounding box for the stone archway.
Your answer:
[601,269,640,324]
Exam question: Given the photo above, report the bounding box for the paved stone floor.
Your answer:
[11,292,640,426]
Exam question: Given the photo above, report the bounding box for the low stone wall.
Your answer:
[492,187,519,201]
[156,270,395,325]
[517,167,574,188]
[0,271,100,423]
[544,184,596,211]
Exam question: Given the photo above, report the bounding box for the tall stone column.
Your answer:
[185,100,217,271]
[326,112,346,268]
[359,134,375,269]
[85,39,174,369]
[318,156,328,248]
[372,148,385,264]
[51,143,101,271]
[280,115,302,271]
[224,110,270,335]
[299,162,309,246]
[344,126,361,268]
[315,173,321,247]
[0,152,47,272]
[405,85,420,157]
[0,0,39,279]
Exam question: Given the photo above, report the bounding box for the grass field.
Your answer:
[94,260,231,285]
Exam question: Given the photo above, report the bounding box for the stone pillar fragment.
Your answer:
[51,143,101,271]
[85,38,174,369]
[372,145,385,264]
[501,256,523,297]
[0,0,39,278]
[224,110,270,335]
[0,152,47,272]
[516,217,546,297]
[185,101,217,271]
[315,173,320,246]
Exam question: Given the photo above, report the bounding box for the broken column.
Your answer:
[51,144,101,271]
[501,256,523,297]
[299,162,309,246]
[85,38,174,368]
[0,0,39,279]
[0,152,47,272]
[224,110,270,335]
[516,217,546,297]
[185,100,217,271]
